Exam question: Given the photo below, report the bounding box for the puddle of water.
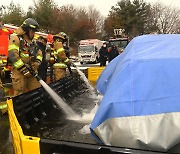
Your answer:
[25,92,102,144]
[70,103,99,123]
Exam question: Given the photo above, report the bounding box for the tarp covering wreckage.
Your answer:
[90,34,180,153]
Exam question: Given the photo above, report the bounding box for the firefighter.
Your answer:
[52,33,71,81]
[46,34,55,82]
[59,32,70,58]
[8,18,43,96]
[37,36,48,82]
[49,46,55,82]
[0,56,7,114]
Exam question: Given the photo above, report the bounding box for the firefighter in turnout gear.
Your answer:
[49,47,55,82]
[59,32,70,58]
[52,33,71,81]
[0,56,7,114]
[8,18,43,96]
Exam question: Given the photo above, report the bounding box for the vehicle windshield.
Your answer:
[109,40,128,49]
[78,45,94,52]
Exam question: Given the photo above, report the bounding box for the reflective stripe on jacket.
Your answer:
[53,62,67,68]
[8,35,42,69]
[0,59,3,65]
[0,103,7,110]
[13,59,24,69]
[8,44,19,51]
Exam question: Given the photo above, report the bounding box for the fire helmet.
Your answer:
[21,18,39,32]
[59,32,67,39]
[53,33,65,42]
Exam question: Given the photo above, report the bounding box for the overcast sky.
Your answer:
[2,0,180,17]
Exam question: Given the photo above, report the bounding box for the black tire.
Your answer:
[97,57,100,63]
[80,62,83,64]
[94,57,99,64]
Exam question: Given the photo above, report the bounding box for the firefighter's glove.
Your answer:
[31,61,40,71]
[18,64,32,77]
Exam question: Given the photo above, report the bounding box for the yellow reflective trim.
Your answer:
[36,55,42,62]
[34,34,39,40]
[2,59,7,63]
[53,63,67,68]
[8,44,19,51]
[0,104,7,109]
[30,24,36,29]
[57,48,64,54]
[3,67,9,71]
[0,59,3,64]
[20,52,29,58]
[64,58,69,63]
[2,28,8,32]
[13,59,24,69]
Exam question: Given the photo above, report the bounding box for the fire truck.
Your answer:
[0,24,13,73]
[108,29,129,53]
[78,39,103,64]
[108,37,129,53]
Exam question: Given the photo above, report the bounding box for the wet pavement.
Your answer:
[0,76,14,154]
[0,114,13,154]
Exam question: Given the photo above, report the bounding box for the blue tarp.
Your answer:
[90,34,180,146]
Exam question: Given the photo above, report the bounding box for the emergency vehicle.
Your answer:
[0,24,13,72]
[78,39,103,64]
[108,28,129,53]
[108,37,129,53]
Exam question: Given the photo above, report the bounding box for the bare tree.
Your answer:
[151,3,180,34]
[87,5,104,35]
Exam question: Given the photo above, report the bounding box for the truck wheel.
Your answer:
[97,57,100,63]
[95,57,98,64]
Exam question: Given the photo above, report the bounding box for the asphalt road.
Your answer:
[0,114,13,154]
[73,61,101,69]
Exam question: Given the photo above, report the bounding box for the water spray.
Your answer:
[26,64,79,119]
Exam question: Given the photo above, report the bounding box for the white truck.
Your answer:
[78,39,103,64]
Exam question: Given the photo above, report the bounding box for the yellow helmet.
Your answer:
[53,33,65,41]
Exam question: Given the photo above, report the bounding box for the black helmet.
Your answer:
[21,18,39,32]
